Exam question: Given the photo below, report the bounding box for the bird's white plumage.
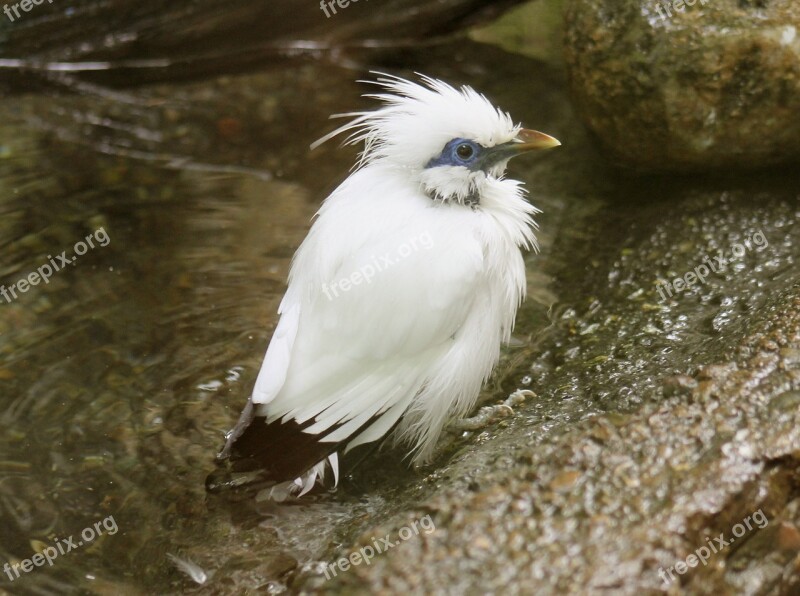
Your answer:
[245,74,544,496]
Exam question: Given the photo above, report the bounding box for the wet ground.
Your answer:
[1,11,799,596]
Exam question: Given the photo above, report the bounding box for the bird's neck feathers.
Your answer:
[479,176,540,252]
[417,165,487,208]
[416,162,540,253]
[355,159,540,252]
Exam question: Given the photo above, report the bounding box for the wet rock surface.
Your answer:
[0,1,799,594]
[318,286,800,594]
[564,0,800,172]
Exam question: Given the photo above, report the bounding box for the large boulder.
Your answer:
[564,0,800,171]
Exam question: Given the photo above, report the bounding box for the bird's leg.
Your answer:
[449,389,535,431]
[217,397,255,460]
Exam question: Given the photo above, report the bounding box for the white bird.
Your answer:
[209,73,560,499]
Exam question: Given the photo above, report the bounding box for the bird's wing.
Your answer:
[217,161,491,485]
[224,202,485,482]
[251,295,300,406]
[266,211,484,420]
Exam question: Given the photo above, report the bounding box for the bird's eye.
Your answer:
[456,143,475,160]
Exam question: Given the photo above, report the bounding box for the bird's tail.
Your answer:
[205,397,340,499]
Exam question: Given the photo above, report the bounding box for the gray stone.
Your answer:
[564,0,800,171]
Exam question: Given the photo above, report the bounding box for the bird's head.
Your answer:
[312,74,560,206]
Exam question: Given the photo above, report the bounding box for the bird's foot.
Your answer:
[449,389,535,431]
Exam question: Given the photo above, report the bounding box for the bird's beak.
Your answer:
[510,129,561,152]
[483,129,561,168]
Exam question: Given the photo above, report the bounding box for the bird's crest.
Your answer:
[311,73,520,171]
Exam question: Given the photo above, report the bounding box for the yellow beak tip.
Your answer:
[515,129,561,151]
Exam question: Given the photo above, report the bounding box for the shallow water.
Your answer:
[0,21,798,596]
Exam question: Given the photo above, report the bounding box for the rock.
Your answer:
[563,0,800,172]
[778,521,800,552]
